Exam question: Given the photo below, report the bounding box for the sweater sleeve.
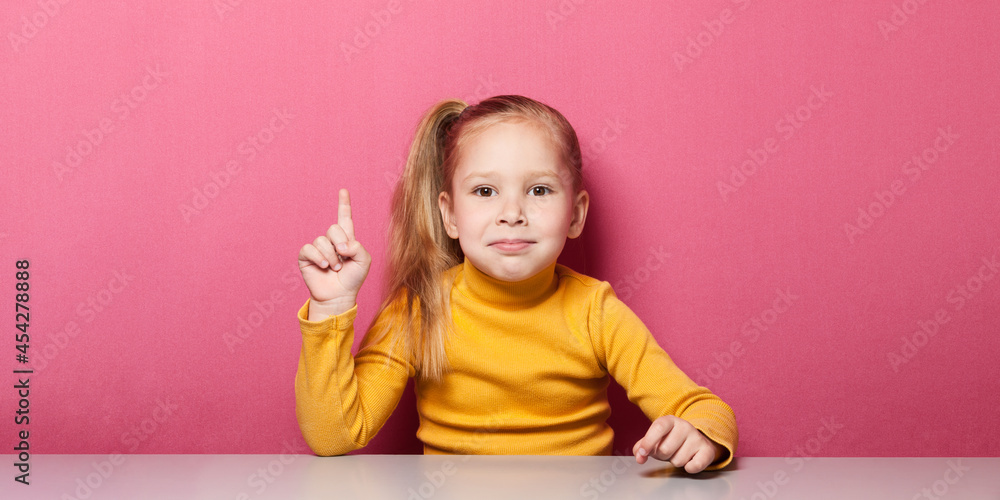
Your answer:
[294,297,414,456]
[588,283,738,470]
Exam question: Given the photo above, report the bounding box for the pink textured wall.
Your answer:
[3,1,998,458]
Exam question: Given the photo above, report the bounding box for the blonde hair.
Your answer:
[364,95,584,382]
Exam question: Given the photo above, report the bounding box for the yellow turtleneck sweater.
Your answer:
[295,257,737,470]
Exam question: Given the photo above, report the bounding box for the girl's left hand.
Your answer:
[632,415,724,473]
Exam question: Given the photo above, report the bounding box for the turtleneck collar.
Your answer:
[455,256,558,308]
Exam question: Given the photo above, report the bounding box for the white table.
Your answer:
[3,455,998,499]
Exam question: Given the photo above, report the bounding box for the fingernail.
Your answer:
[333,262,342,271]
[320,260,329,268]
[337,243,348,251]
[638,448,647,456]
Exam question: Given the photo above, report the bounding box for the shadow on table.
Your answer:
[640,456,740,478]
[637,457,736,499]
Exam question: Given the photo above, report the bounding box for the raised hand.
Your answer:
[632,415,725,473]
[298,189,372,316]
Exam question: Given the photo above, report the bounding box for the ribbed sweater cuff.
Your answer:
[680,400,738,470]
[298,298,358,334]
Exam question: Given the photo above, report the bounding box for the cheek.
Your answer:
[536,197,573,222]
[528,204,571,233]
[454,205,488,232]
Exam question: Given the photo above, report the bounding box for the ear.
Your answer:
[438,191,459,239]
[567,189,589,239]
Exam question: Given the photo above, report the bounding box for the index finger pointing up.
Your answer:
[338,188,355,240]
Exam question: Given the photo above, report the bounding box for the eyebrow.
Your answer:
[462,170,563,182]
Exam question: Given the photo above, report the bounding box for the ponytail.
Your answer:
[365,99,467,382]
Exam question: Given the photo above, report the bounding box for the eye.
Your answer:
[530,185,552,196]
[473,186,495,197]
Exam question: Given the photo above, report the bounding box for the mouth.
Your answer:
[490,239,534,252]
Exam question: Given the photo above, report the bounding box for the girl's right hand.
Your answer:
[298,189,371,311]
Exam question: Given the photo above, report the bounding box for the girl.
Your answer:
[295,95,737,473]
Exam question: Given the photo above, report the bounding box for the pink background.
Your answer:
[3,1,998,458]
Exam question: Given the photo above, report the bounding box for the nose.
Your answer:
[497,195,526,226]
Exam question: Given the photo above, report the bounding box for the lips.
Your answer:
[490,239,534,252]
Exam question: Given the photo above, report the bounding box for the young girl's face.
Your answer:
[438,120,589,282]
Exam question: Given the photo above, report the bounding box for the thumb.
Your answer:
[338,239,369,264]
